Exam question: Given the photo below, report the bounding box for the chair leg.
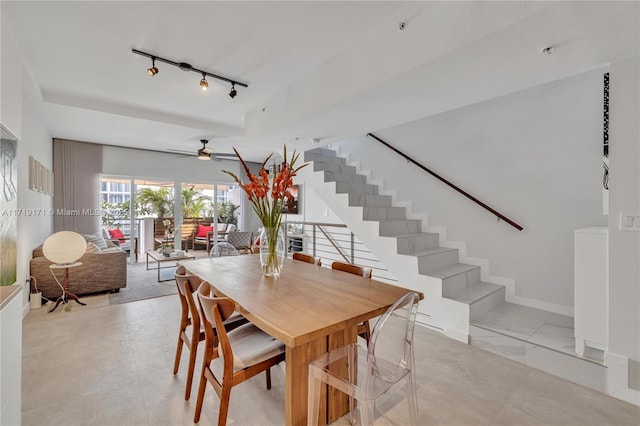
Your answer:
[185,340,199,400]
[265,367,272,390]
[359,400,375,426]
[217,384,232,426]
[307,369,322,426]
[193,366,208,423]
[406,372,420,426]
[173,336,183,375]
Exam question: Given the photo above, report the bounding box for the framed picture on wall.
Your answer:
[282,184,299,214]
[1,124,18,285]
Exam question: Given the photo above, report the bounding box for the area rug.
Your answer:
[107,261,179,305]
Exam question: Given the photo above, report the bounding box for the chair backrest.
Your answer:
[293,252,320,266]
[174,266,204,332]
[331,261,371,278]
[224,224,237,235]
[181,223,197,239]
[226,231,253,250]
[209,242,240,257]
[367,292,420,384]
[197,282,237,365]
[196,282,236,325]
[175,265,203,295]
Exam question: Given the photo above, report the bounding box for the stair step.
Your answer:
[335,181,378,195]
[348,193,392,207]
[411,246,460,272]
[313,162,356,174]
[445,281,504,304]
[304,151,345,165]
[431,263,482,296]
[323,170,366,184]
[363,206,406,221]
[305,147,338,158]
[379,219,421,237]
[396,232,440,254]
[469,303,608,393]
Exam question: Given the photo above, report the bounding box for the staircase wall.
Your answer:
[331,68,608,314]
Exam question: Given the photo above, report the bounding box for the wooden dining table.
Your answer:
[179,255,420,426]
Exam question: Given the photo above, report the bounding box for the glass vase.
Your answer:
[259,226,286,277]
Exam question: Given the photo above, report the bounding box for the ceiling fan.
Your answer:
[169,139,237,161]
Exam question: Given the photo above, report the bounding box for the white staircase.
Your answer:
[301,147,506,342]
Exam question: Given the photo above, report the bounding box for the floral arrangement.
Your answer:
[224,145,307,275]
[224,145,307,229]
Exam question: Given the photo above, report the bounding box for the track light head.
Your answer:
[200,73,208,91]
[132,49,248,95]
[147,57,158,76]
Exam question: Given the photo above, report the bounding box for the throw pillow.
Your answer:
[108,228,126,243]
[197,225,213,238]
[84,233,108,251]
[85,242,101,253]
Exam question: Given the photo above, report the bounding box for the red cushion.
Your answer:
[108,229,126,243]
[197,225,213,238]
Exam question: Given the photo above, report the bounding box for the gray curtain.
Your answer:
[53,139,103,234]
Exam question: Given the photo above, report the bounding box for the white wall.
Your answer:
[1,10,53,425]
[608,57,640,366]
[0,7,22,140]
[337,68,607,310]
[1,10,53,310]
[17,94,53,306]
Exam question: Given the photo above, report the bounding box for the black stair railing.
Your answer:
[367,133,523,231]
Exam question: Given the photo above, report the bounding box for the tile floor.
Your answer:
[472,303,577,356]
[22,294,639,426]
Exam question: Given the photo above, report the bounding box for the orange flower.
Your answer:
[223,145,307,228]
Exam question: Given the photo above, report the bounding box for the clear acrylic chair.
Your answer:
[209,241,239,257]
[308,291,420,426]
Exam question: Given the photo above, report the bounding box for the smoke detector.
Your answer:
[540,45,556,55]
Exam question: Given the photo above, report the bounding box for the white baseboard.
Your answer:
[612,388,640,406]
[506,292,574,317]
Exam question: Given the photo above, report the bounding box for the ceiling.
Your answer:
[2,1,638,162]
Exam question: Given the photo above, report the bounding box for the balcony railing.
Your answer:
[284,221,397,284]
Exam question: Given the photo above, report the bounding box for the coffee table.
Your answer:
[146,250,196,282]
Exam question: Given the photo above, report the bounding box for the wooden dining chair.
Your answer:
[292,252,321,266]
[194,282,286,425]
[331,261,373,343]
[173,266,205,400]
[173,266,245,400]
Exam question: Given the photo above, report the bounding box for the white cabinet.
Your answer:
[574,227,608,356]
[0,285,23,426]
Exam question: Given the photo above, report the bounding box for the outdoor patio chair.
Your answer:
[225,231,253,254]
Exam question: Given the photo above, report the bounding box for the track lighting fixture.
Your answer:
[147,57,158,76]
[132,48,247,98]
[200,73,209,91]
